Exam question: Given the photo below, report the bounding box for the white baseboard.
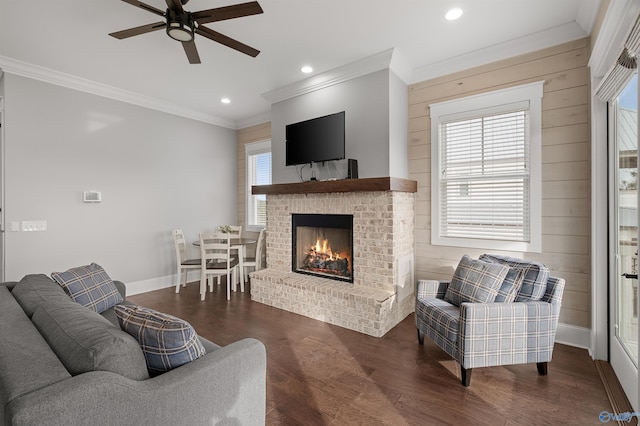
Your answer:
[126,271,201,296]
[555,323,591,350]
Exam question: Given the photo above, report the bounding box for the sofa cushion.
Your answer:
[11,274,74,318]
[0,287,70,417]
[445,255,509,306]
[32,302,150,381]
[51,263,123,313]
[0,281,18,291]
[479,254,549,302]
[115,305,206,374]
[415,297,460,342]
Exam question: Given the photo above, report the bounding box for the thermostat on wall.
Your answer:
[83,191,102,203]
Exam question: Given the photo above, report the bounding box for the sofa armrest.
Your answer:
[416,279,449,299]
[6,338,266,426]
[542,276,565,304]
[113,280,127,299]
[458,302,559,368]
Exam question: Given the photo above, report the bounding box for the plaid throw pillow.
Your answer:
[51,263,123,313]
[497,268,526,303]
[444,255,509,306]
[115,305,206,373]
[479,254,549,302]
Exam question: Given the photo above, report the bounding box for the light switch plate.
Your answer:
[21,221,47,232]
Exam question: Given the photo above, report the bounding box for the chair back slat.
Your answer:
[200,232,231,264]
[172,229,188,262]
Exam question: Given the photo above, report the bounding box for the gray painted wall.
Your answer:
[388,71,409,179]
[2,73,237,284]
[272,69,406,184]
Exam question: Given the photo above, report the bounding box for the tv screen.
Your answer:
[285,111,345,166]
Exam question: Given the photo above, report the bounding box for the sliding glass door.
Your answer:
[610,73,639,405]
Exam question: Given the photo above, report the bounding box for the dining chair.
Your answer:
[243,228,266,281]
[172,229,201,293]
[226,225,245,292]
[199,232,239,301]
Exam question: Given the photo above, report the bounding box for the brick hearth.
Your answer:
[250,178,416,337]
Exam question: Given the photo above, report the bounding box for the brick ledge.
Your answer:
[250,269,395,302]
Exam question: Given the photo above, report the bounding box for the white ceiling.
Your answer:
[0,0,600,129]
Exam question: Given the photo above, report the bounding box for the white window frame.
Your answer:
[430,81,543,252]
[245,139,271,232]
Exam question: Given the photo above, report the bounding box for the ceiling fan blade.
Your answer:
[182,40,201,64]
[196,26,260,57]
[120,0,166,17]
[165,0,184,13]
[109,21,166,39]
[192,1,263,25]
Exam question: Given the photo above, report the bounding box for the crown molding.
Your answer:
[589,0,640,79]
[262,48,410,105]
[410,21,588,84]
[235,111,271,130]
[0,55,236,129]
[388,48,413,84]
[575,0,601,35]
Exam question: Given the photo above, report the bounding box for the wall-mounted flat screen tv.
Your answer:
[285,111,345,166]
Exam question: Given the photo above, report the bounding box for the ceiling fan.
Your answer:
[109,0,263,64]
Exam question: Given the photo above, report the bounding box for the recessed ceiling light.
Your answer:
[445,8,463,21]
[301,65,313,74]
[220,98,231,104]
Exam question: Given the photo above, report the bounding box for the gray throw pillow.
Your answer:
[51,263,123,313]
[444,255,509,306]
[115,305,206,374]
[32,303,150,381]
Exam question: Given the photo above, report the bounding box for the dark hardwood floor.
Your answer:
[129,281,614,426]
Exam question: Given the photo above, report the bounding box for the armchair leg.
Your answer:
[461,367,472,387]
[417,329,425,345]
[537,362,548,376]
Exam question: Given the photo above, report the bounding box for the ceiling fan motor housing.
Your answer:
[166,8,195,42]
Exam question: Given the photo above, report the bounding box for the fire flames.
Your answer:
[302,238,350,277]
[311,239,342,260]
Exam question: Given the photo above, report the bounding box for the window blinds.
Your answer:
[440,110,530,242]
[596,14,640,101]
[248,151,271,226]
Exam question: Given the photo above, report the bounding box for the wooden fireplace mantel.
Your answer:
[252,177,417,195]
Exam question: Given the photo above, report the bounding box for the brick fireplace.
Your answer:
[250,177,416,337]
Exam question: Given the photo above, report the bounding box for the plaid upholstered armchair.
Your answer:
[415,254,565,386]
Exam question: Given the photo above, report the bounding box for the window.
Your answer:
[430,81,543,252]
[246,140,271,230]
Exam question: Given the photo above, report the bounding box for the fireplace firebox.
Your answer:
[291,214,353,283]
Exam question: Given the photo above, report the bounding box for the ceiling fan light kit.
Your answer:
[109,0,263,63]
[166,9,195,42]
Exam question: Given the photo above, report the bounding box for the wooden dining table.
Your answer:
[193,237,257,290]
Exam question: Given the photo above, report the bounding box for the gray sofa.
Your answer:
[0,274,266,426]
